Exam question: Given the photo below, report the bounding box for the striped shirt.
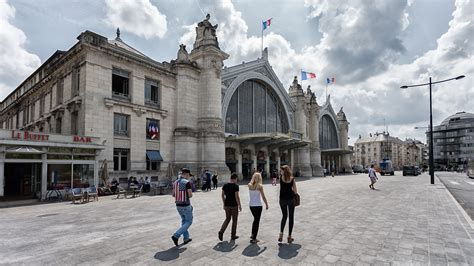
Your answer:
[173,178,191,206]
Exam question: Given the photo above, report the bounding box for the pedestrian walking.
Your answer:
[248,172,269,244]
[218,173,242,241]
[171,168,194,246]
[271,170,277,186]
[206,170,212,191]
[368,164,378,190]
[278,165,297,243]
[212,172,218,189]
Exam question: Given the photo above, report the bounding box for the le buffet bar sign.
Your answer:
[11,130,92,143]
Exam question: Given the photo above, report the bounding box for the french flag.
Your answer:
[326,77,336,84]
[301,71,316,81]
[262,18,272,30]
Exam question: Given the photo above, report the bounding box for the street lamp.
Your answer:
[401,75,465,184]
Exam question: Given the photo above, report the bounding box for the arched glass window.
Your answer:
[319,115,339,149]
[225,80,289,134]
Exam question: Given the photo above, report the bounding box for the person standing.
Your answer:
[206,170,212,191]
[368,164,378,190]
[171,168,194,246]
[218,173,242,241]
[271,170,277,186]
[278,165,297,243]
[248,172,269,244]
[212,172,218,190]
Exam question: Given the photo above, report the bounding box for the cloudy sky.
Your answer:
[1,0,472,145]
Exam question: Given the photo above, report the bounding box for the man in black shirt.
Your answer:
[218,173,241,241]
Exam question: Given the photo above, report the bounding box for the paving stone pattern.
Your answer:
[0,173,473,265]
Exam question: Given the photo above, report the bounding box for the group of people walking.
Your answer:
[170,165,298,246]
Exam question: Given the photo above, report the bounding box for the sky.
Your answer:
[0,0,472,145]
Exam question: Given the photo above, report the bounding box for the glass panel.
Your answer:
[73,164,94,188]
[225,91,238,134]
[238,81,253,134]
[254,82,266,133]
[120,153,128,171]
[267,92,277,132]
[319,115,338,149]
[47,164,71,190]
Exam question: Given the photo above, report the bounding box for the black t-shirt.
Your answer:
[222,183,239,207]
[280,178,294,200]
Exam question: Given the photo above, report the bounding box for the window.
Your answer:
[146,118,160,140]
[112,68,130,99]
[71,66,80,96]
[114,149,129,171]
[22,108,27,126]
[145,79,160,106]
[146,150,162,171]
[40,95,45,115]
[114,113,129,136]
[30,102,35,122]
[71,112,78,135]
[56,117,62,134]
[56,78,64,105]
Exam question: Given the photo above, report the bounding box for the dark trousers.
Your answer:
[280,199,295,235]
[212,180,218,189]
[250,206,263,239]
[220,206,239,237]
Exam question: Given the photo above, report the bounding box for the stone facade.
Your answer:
[0,15,352,184]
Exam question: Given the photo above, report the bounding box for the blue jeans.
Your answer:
[174,205,193,240]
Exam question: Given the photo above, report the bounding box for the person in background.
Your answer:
[206,170,212,192]
[368,164,378,190]
[248,172,269,244]
[218,173,242,241]
[171,168,194,246]
[271,170,277,186]
[212,172,218,190]
[144,176,151,193]
[110,178,119,194]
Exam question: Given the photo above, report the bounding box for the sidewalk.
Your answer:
[0,173,473,265]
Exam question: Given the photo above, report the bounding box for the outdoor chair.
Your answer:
[71,188,84,204]
[157,181,171,195]
[116,186,128,199]
[86,186,99,202]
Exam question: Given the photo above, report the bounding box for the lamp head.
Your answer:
[400,85,408,89]
[455,75,465,80]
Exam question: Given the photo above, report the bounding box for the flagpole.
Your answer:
[325,83,328,101]
[261,20,264,56]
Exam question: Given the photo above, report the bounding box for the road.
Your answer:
[437,171,474,220]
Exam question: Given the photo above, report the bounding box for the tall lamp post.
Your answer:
[401,75,465,184]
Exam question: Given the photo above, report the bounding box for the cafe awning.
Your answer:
[146,150,163,161]
[6,146,44,154]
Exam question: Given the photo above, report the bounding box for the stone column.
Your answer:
[94,159,99,187]
[236,152,242,178]
[252,152,257,173]
[189,15,231,182]
[265,151,270,179]
[309,101,323,177]
[337,108,352,173]
[41,151,48,201]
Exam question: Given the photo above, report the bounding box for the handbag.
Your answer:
[293,193,300,207]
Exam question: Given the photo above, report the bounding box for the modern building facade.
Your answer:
[354,132,426,169]
[0,15,352,200]
[429,112,474,169]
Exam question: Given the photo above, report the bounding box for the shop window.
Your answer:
[145,79,160,106]
[47,164,72,190]
[112,68,130,99]
[146,118,160,140]
[114,149,129,171]
[114,113,129,136]
[73,164,94,188]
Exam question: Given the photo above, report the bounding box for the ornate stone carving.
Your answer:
[193,14,219,49]
[337,107,347,121]
[176,44,191,63]
[222,77,236,88]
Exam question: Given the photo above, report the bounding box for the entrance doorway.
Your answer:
[4,163,42,200]
[242,162,253,180]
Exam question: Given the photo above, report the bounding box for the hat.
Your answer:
[181,168,191,174]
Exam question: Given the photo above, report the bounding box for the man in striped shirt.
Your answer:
[171,168,193,246]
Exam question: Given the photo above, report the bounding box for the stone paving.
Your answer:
[0,172,473,265]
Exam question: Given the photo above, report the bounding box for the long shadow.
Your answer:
[242,243,267,257]
[154,247,187,261]
[213,240,238,252]
[277,243,302,259]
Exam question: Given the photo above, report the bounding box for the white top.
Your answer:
[249,189,262,207]
[368,168,377,178]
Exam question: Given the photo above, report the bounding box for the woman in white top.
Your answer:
[248,172,269,243]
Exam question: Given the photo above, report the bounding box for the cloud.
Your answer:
[179,0,472,146]
[104,0,167,39]
[0,0,41,101]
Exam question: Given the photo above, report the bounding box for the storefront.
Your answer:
[0,129,104,201]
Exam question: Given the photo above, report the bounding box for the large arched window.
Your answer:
[225,80,289,134]
[319,114,339,149]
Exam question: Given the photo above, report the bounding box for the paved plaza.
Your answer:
[1,173,473,265]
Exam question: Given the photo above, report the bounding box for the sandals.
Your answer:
[287,236,294,243]
[278,233,283,242]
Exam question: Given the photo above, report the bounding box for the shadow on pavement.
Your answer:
[242,243,267,257]
[278,243,301,259]
[154,247,187,261]
[213,240,238,252]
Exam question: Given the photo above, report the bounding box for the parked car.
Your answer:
[403,166,418,176]
[352,164,365,173]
